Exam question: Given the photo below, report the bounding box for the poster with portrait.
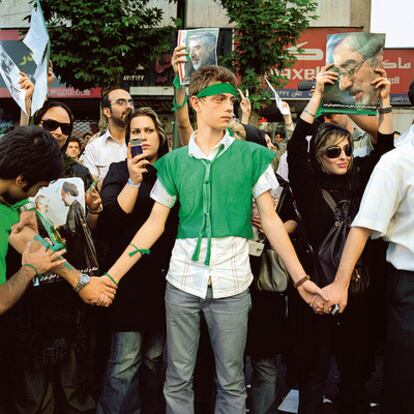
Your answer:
[321,32,386,116]
[31,177,85,227]
[177,28,219,85]
[0,44,27,114]
[29,178,98,286]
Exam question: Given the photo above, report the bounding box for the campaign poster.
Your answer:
[177,28,219,85]
[30,178,98,286]
[321,32,386,115]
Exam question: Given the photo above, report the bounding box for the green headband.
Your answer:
[196,83,238,98]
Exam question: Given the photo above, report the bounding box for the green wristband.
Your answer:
[128,243,151,257]
[22,263,39,276]
[104,272,118,287]
[172,93,188,112]
[173,75,181,89]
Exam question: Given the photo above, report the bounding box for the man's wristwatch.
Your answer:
[74,273,90,292]
[19,201,36,213]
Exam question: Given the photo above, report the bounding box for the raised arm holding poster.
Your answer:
[177,28,219,85]
[23,0,50,115]
[321,32,386,115]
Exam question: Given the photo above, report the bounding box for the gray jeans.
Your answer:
[164,283,251,414]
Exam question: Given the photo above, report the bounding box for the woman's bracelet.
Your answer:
[22,263,39,276]
[303,108,316,118]
[127,178,141,188]
[378,106,392,114]
[87,204,103,214]
[294,275,311,289]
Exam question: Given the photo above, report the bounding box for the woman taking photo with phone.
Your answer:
[96,107,178,414]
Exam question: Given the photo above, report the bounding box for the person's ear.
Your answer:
[189,96,201,113]
[15,175,27,188]
[102,106,112,119]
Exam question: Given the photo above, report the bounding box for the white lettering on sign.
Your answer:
[383,57,412,70]
[287,42,324,61]
[271,66,323,81]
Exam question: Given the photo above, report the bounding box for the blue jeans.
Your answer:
[97,331,165,414]
[164,282,251,414]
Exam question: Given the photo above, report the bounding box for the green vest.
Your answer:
[155,140,274,264]
[0,200,26,285]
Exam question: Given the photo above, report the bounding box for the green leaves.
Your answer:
[219,0,318,110]
[39,0,176,90]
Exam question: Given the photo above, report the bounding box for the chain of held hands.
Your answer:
[16,55,391,314]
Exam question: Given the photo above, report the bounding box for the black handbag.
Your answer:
[317,189,369,296]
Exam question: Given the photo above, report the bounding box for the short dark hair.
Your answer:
[408,80,414,106]
[275,130,286,139]
[101,87,126,110]
[0,126,63,189]
[67,137,81,149]
[33,100,75,137]
[61,181,79,196]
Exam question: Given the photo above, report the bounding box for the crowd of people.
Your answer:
[0,40,413,414]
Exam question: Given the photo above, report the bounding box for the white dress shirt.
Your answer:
[80,129,127,180]
[395,124,414,147]
[151,132,279,299]
[352,144,414,271]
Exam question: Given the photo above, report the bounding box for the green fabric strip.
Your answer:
[173,75,181,89]
[104,272,118,287]
[191,145,225,266]
[172,93,188,112]
[196,83,238,98]
[35,210,65,250]
[128,243,151,257]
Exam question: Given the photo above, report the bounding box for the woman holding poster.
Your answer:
[287,64,393,414]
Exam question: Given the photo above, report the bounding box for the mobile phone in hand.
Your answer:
[130,138,143,157]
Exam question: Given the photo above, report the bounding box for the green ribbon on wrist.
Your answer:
[22,263,39,276]
[104,272,118,287]
[128,243,151,257]
[172,93,189,112]
[173,75,182,89]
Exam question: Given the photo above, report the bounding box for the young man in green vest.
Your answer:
[102,66,327,413]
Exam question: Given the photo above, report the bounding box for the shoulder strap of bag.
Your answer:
[321,188,337,212]
[276,185,287,215]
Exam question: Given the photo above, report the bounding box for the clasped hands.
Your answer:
[308,281,348,315]
[78,275,117,308]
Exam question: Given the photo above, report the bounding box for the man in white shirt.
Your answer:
[318,141,414,414]
[81,88,133,185]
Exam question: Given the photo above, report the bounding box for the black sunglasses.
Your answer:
[41,119,72,136]
[324,144,353,159]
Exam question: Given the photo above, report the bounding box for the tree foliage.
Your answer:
[36,0,176,90]
[219,0,318,110]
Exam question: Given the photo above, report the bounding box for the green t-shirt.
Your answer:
[0,200,26,285]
